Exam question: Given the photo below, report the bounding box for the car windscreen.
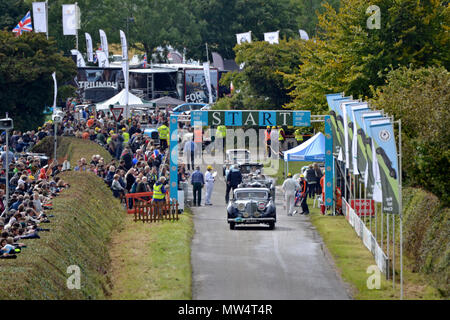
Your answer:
[235,191,268,200]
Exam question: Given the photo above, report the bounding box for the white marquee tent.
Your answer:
[96,89,144,110]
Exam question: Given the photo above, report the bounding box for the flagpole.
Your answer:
[46,0,49,40]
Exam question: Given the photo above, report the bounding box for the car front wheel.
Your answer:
[229,222,235,230]
[268,222,275,230]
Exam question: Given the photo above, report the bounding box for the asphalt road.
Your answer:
[190,165,351,300]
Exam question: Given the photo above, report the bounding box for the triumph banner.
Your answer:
[334,97,354,163]
[370,119,400,214]
[326,93,343,155]
[352,105,371,179]
[362,112,384,199]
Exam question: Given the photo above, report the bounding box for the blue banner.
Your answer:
[324,116,334,207]
[191,110,311,127]
[169,115,179,201]
[370,119,400,214]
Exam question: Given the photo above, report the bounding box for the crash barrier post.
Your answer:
[134,199,179,223]
[125,191,170,214]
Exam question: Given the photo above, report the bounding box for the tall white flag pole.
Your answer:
[45,1,48,40]
[120,30,129,118]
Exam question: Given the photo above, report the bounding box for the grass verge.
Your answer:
[108,209,194,300]
[309,200,443,300]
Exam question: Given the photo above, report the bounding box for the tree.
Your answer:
[0,0,29,31]
[0,31,77,131]
[370,66,450,205]
[219,39,308,109]
[284,0,449,113]
[193,0,305,59]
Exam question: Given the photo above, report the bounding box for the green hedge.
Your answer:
[0,171,124,299]
[403,187,449,297]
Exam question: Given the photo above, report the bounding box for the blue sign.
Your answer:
[258,111,277,127]
[191,110,208,126]
[225,111,243,126]
[324,116,334,206]
[293,111,311,127]
[169,115,179,201]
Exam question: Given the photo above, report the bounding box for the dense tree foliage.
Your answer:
[284,0,449,113]
[217,39,308,109]
[0,31,77,131]
[370,66,450,205]
[0,0,28,31]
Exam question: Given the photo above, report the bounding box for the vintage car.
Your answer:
[227,187,276,230]
[222,149,251,176]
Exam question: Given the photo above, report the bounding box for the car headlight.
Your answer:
[237,203,245,211]
[243,212,250,218]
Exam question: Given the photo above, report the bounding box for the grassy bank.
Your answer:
[109,209,194,300]
[309,196,444,300]
[32,136,112,164]
[0,171,124,299]
[34,136,195,299]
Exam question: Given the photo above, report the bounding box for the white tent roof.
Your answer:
[96,89,144,110]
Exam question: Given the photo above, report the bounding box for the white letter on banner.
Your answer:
[279,112,290,126]
[212,112,221,125]
[244,113,256,126]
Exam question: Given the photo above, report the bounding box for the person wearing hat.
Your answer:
[297,174,309,215]
[204,165,215,206]
[278,126,286,151]
[281,173,300,216]
[121,127,130,146]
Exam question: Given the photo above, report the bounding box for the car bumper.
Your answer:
[228,217,276,224]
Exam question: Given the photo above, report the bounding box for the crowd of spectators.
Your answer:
[0,141,70,259]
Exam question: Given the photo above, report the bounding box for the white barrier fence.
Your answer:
[343,198,388,275]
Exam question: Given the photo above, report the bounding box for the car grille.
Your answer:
[246,202,258,215]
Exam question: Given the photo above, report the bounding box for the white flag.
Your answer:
[96,50,109,67]
[62,4,79,35]
[264,31,279,44]
[119,30,128,61]
[70,49,86,67]
[99,29,109,59]
[236,31,252,44]
[52,72,57,109]
[85,33,93,62]
[299,29,309,40]
[32,2,47,33]
[341,102,350,169]
[203,62,213,104]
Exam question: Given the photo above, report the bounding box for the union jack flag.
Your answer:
[143,53,148,68]
[12,11,33,36]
